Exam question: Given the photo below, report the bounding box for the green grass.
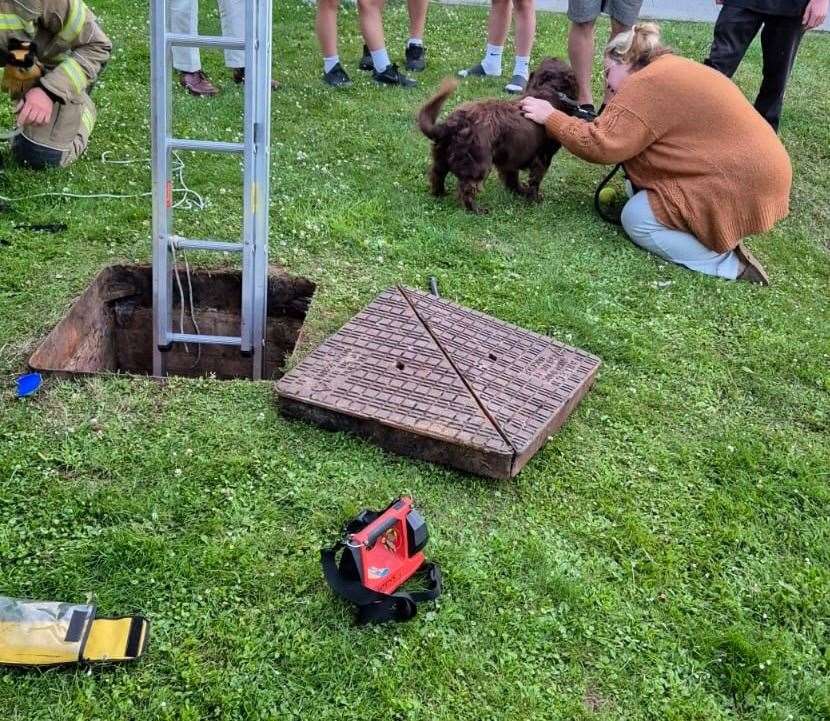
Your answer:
[1,2,829,719]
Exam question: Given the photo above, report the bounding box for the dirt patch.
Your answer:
[30,264,315,380]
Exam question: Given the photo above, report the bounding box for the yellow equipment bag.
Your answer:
[0,596,149,667]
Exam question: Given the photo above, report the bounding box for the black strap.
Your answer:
[321,544,442,625]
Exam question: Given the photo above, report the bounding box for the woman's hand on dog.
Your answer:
[521,97,557,126]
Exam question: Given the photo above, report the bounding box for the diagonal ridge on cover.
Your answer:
[403,287,602,454]
[277,288,512,454]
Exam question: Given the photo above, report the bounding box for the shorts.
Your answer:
[567,0,644,27]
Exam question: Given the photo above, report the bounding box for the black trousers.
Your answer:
[704,5,805,132]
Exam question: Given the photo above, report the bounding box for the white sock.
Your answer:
[407,37,423,47]
[370,48,391,73]
[482,44,503,76]
[323,55,339,74]
[513,56,530,79]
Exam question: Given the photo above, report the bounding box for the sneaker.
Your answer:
[405,43,426,72]
[504,74,527,94]
[179,70,219,97]
[359,44,373,71]
[735,242,770,285]
[322,62,352,88]
[231,67,279,90]
[373,63,416,88]
[458,63,493,78]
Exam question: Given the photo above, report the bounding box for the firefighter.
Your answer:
[0,0,111,169]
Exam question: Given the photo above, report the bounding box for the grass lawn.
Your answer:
[1,1,829,719]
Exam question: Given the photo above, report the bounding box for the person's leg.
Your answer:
[317,0,339,60]
[318,0,351,85]
[170,0,218,95]
[567,0,601,106]
[607,0,643,36]
[358,0,386,58]
[620,191,742,279]
[405,0,429,71]
[357,0,416,85]
[218,0,245,70]
[505,0,535,93]
[703,4,763,79]
[170,0,201,72]
[407,0,428,43]
[221,0,278,88]
[458,0,512,78]
[755,14,804,132]
[11,93,95,170]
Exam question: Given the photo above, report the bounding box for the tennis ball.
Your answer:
[598,187,617,205]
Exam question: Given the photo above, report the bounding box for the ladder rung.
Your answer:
[166,33,245,51]
[171,238,243,253]
[168,139,244,154]
[170,333,242,347]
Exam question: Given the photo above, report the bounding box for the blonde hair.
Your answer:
[605,22,670,69]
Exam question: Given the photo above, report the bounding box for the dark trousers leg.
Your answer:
[755,15,804,132]
[704,5,763,78]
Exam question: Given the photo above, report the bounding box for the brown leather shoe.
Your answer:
[231,67,279,90]
[179,70,219,97]
[735,241,770,285]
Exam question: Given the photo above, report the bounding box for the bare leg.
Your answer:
[358,0,386,52]
[316,0,340,58]
[408,0,428,39]
[513,0,536,58]
[487,0,513,46]
[568,19,596,105]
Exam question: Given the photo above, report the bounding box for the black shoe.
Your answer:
[359,44,373,71]
[405,43,426,72]
[322,62,352,88]
[373,63,416,88]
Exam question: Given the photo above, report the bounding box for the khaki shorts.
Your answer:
[568,0,643,27]
[11,92,96,169]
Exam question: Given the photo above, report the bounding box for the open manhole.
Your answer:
[277,286,601,479]
[29,264,315,380]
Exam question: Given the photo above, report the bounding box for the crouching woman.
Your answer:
[521,23,792,284]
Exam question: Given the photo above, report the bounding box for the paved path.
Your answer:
[447,0,830,32]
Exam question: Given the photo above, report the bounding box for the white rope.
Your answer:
[0,151,206,210]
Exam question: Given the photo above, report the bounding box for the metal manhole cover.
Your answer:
[276,287,601,479]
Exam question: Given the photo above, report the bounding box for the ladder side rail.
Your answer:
[239,0,258,359]
[251,0,274,380]
[151,0,173,376]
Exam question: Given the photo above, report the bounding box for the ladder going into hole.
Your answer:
[150,0,273,380]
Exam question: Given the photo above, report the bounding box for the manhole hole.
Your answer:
[276,286,600,479]
[29,264,315,380]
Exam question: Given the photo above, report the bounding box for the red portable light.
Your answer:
[321,497,441,624]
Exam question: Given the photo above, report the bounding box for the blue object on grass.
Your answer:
[16,372,43,398]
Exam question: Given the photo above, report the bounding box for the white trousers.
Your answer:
[621,191,741,280]
[170,0,246,71]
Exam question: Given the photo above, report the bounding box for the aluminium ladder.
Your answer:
[150,0,273,380]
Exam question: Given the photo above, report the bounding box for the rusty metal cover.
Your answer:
[276,287,600,479]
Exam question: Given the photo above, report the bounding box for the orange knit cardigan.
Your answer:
[545,54,792,252]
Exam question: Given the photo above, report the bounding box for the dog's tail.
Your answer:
[418,77,458,141]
